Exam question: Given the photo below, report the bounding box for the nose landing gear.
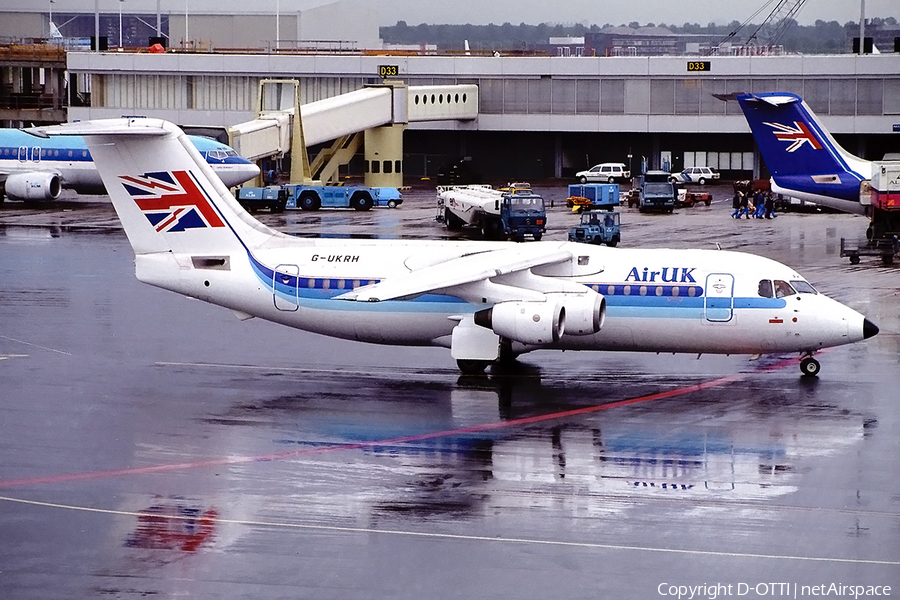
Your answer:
[799,353,820,377]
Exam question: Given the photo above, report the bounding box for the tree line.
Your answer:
[381,17,898,54]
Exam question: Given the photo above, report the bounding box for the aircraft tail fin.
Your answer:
[30,118,278,256]
[736,92,870,196]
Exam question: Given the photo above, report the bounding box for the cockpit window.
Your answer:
[758,280,774,298]
[774,280,796,298]
[790,280,818,294]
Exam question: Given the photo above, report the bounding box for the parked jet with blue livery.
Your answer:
[736,92,874,215]
[29,117,879,377]
[0,128,258,202]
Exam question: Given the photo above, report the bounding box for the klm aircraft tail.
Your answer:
[30,118,278,256]
[736,92,871,214]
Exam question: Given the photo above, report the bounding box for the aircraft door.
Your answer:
[272,264,299,311]
[18,146,27,162]
[704,273,734,322]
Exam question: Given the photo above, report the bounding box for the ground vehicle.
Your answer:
[669,166,719,184]
[437,184,546,240]
[233,186,288,212]
[576,163,630,184]
[236,183,402,211]
[568,210,621,246]
[840,236,899,265]
[675,189,712,208]
[565,183,619,212]
[639,171,676,212]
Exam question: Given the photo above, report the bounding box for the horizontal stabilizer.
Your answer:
[25,119,171,139]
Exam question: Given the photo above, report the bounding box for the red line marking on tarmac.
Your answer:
[0,357,800,489]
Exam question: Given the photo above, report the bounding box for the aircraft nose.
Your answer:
[863,318,879,339]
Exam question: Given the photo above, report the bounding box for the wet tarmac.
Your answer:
[1,185,898,599]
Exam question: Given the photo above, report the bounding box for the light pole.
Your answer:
[118,0,124,48]
[858,0,866,54]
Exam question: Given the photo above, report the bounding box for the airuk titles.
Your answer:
[625,267,697,283]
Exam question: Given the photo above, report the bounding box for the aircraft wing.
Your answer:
[335,245,574,303]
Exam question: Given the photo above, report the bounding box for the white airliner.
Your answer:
[0,128,259,202]
[29,118,878,376]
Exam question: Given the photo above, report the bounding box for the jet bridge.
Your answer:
[227,80,478,188]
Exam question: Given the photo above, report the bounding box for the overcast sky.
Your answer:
[16,0,898,28]
[375,0,898,27]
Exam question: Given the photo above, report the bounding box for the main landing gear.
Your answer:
[799,353,821,377]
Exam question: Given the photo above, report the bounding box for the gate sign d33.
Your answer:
[379,65,399,78]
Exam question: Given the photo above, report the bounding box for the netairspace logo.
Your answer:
[657,582,892,599]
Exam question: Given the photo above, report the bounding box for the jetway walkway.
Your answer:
[226,81,478,188]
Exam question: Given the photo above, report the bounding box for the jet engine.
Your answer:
[474,300,565,345]
[4,172,62,201]
[549,291,606,336]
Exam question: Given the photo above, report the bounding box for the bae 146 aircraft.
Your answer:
[0,128,259,202]
[28,118,878,376]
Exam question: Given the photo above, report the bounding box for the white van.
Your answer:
[576,163,630,183]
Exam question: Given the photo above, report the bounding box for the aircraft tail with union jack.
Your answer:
[28,118,280,257]
[736,92,871,215]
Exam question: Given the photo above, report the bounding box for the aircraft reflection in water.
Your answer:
[214,370,872,521]
[124,497,218,553]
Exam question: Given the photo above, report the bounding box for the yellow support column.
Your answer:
[364,123,405,189]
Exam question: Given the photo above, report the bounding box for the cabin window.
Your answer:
[758,280,773,298]
[577,255,589,266]
[774,280,796,298]
[790,280,818,294]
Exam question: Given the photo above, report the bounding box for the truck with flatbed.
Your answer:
[436,184,546,240]
[236,183,402,212]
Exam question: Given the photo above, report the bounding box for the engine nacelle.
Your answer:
[549,291,606,336]
[474,300,565,345]
[5,172,62,201]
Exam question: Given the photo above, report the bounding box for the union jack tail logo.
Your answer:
[764,121,824,153]
[120,170,225,232]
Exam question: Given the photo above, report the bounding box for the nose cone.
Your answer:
[216,161,260,187]
[236,161,261,184]
[863,318,879,339]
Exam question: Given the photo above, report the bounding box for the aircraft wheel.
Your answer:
[800,356,820,377]
[457,359,491,374]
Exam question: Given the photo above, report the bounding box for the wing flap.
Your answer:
[335,245,573,302]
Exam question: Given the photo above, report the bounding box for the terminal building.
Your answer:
[63,51,900,181]
[2,0,899,181]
